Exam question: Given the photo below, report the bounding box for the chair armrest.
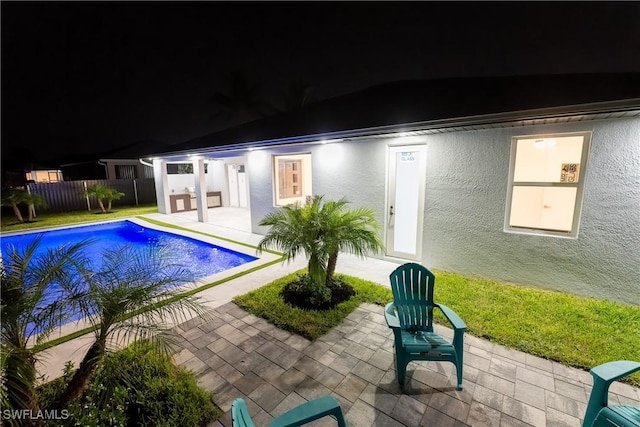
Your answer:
[584,361,640,427]
[270,395,345,427]
[384,302,400,329]
[435,304,467,332]
[591,360,640,384]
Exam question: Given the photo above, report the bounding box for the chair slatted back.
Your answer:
[389,263,436,332]
[231,398,256,427]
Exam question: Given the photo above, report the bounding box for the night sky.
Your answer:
[2,2,639,167]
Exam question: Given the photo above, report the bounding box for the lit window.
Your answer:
[505,132,591,237]
[273,154,312,206]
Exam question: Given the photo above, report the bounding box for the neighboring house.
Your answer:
[59,140,171,180]
[25,169,63,183]
[146,74,640,306]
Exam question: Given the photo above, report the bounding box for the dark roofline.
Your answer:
[151,73,640,159]
[150,98,640,160]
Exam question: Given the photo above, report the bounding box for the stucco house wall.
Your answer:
[247,117,640,305]
[423,118,639,306]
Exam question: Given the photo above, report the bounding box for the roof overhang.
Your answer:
[148,98,640,162]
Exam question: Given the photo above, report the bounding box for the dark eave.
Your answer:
[148,73,640,160]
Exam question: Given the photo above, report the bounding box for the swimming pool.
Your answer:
[1,219,259,333]
[0,220,258,280]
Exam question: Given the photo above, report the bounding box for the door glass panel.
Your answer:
[393,151,420,255]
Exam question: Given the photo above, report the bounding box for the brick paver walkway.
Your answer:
[173,303,640,427]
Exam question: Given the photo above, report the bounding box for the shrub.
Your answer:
[281,274,355,310]
[40,341,221,426]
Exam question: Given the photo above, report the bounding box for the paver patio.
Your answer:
[173,302,640,427]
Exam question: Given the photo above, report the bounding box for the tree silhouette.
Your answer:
[210,69,275,127]
[279,78,317,112]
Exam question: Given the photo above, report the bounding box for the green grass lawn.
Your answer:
[234,270,640,387]
[234,273,390,340]
[0,204,158,232]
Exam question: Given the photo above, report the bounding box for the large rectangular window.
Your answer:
[273,153,312,206]
[505,132,591,237]
[166,163,208,174]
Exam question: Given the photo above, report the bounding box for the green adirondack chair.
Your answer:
[384,263,467,390]
[583,360,640,427]
[231,395,347,427]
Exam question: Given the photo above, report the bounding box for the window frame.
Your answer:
[166,163,208,174]
[504,131,592,238]
[272,153,312,206]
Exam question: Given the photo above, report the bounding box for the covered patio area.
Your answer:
[172,206,252,233]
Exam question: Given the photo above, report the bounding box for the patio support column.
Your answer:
[153,159,171,214]
[193,158,208,223]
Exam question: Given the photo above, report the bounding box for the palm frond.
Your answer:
[0,238,92,412]
[257,195,384,288]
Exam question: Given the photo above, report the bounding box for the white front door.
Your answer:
[386,145,427,260]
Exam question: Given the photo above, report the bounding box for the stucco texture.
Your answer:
[247,118,639,305]
[424,118,639,306]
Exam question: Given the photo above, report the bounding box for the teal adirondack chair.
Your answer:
[583,360,640,427]
[384,263,467,390]
[232,395,347,427]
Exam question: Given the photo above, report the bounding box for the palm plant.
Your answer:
[24,192,46,222]
[0,238,90,414]
[257,196,383,303]
[1,189,46,223]
[318,198,384,284]
[83,184,124,213]
[58,245,209,406]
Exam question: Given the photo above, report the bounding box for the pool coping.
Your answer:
[9,216,284,352]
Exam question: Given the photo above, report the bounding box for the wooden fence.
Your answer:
[27,179,157,213]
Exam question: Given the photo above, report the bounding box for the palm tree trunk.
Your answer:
[307,255,326,289]
[11,203,24,223]
[5,350,39,416]
[28,204,36,222]
[326,253,338,285]
[58,341,104,406]
[107,200,112,212]
[97,199,106,213]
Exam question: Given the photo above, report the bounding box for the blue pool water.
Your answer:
[2,220,257,332]
[1,220,257,280]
